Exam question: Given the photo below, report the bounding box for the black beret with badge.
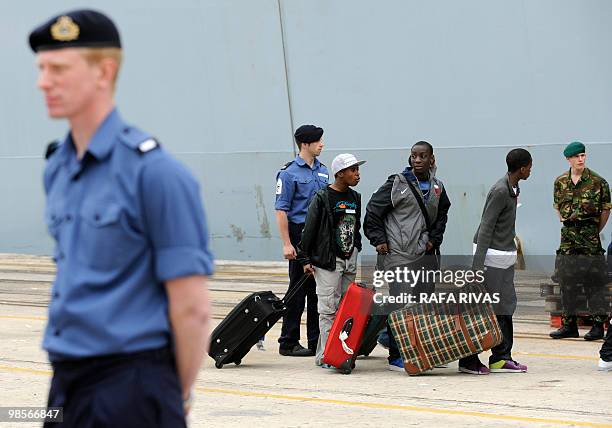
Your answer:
[29,9,121,52]
[294,125,324,144]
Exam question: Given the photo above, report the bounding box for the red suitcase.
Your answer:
[322,282,375,374]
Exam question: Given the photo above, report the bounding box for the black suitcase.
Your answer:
[209,275,308,369]
[357,314,387,357]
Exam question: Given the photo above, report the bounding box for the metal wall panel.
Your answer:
[1,1,610,267]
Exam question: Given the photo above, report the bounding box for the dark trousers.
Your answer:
[278,222,319,350]
[386,259,436,362]
[459,314,514,366]
[45,347,185,428]
[557,255,607,325]
[460,265,516,366]
[601,319,612,362]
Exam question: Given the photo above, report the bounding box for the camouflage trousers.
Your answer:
[558,224,603,255]
[556,226,607,325]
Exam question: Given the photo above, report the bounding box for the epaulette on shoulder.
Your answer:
[118,126,160,154]
[45,140,60,160]
[136,138,160,154]
[280,160,294,171]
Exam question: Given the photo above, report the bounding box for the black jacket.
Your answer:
[430,187,451,250]
[299,187,362,271]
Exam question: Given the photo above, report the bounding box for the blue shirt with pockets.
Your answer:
[42,108,214,361]
[275,155,329,224]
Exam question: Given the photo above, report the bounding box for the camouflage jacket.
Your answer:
[553,168,611,222]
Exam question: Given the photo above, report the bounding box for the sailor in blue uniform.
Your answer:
[275,125,328,356]
[31,9,213,427]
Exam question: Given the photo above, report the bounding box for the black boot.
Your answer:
[550,324,579,339]
[584,323,604,341]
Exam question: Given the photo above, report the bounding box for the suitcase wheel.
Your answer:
[339,360,353,375]
[215,360,224,369]
[234,359,241,366]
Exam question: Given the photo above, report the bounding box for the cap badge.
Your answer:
[51,16,80,42]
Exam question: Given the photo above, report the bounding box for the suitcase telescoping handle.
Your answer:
[282,273,311,306]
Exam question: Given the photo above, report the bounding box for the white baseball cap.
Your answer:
[331,153,366,177]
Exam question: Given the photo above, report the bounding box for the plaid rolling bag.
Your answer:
[388,291,503,375]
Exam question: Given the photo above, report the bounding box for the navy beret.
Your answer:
[29,9,121,52]
[294,125,324,144]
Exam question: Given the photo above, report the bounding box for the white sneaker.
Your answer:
[597,359,612,371]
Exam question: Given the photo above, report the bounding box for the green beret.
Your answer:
[563,141,585,158]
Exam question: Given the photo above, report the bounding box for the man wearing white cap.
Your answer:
[299,153,366,366]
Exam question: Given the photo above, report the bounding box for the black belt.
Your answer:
[52,346,173,370]
[288,222,305,231]
[563,219,597,227]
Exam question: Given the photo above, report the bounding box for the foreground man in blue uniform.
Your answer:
[30,9,214,427]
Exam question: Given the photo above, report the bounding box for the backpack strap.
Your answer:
[403,176,432,232]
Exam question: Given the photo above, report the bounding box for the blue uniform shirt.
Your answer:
[275,155,328,224]
[43,109,214,360]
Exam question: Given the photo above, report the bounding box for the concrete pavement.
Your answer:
[0,254,610,427]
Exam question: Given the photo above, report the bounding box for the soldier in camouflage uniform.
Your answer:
[550,141,611,340]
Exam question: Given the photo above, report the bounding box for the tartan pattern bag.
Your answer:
[388,285,503,375]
